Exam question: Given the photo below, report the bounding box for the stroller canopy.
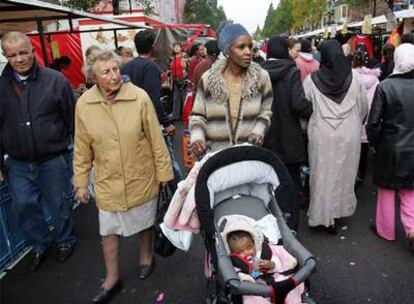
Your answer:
[195,145,294,237]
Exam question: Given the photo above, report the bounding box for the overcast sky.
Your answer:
[217,0,280,34]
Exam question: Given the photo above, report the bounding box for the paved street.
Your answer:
[1,128,413,304]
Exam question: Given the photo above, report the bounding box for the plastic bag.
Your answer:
[160,223,193,251]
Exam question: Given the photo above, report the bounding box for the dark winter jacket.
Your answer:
[122,57,172,127]
[0,63,75,166]
[366,71,414,189]
[261,59,313,164]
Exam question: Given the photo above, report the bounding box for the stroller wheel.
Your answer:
[205,295,227,304]
[302,293,317,304]
[205,298,215,304]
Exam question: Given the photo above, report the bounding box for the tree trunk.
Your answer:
[373,0,377,17]
[113,0,120,15]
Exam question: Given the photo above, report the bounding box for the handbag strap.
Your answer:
[157,183,172,210]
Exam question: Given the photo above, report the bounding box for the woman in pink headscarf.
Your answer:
[367,43,414,252]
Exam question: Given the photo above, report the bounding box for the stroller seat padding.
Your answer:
[214,195,269,224]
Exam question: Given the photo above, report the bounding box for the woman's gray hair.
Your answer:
[84,49,122,80]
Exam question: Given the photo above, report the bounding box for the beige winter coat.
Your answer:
[74,82,173,211]
[189,59,273,152]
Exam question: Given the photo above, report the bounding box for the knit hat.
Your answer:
[218,23,250,54]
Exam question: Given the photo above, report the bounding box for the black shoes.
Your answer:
[56,244,74,263]
[326,224,337,235]
[27,251,47,272]
[408,235,414,253]
[92,280,124,303]
[28,244,74,272]
[138,259,155,279]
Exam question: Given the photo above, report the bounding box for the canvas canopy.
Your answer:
[0,0,147,36]
[297,8,414,38]
[0,0,151,87]
[153,25,216,71]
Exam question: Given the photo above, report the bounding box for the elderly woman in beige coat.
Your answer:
[74,50,173,303]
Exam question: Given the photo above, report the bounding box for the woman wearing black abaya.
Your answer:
[303,40,368,233]
[261,36,313,231]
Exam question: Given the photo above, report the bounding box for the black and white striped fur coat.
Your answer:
[189,58,273,152]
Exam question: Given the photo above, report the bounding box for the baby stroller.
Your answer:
[195,145,316,303]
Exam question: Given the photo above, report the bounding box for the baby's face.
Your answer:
[229,236,256,259]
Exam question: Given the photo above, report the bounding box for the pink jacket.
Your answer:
[295,53,320,82]
[355,67,381,142]
[241,244,305,304]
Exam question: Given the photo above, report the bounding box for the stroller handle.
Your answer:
[227,279,273,298]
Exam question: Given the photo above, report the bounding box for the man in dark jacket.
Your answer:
[0,32,76,271]
[192,40,220,98]
[122,30,182,191]
[261,36,313,231]
[122,30,175,135]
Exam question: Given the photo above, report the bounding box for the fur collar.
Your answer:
[205,58,263,104]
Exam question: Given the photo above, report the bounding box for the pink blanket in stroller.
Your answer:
[163,154,214,233]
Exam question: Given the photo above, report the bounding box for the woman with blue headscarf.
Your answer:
[303,40,368,233]
[189,23,273,154]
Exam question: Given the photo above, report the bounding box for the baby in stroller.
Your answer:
[193,145,316,304]
[222,215,304,304]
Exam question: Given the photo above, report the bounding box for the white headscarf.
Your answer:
[392,43,414,75]
[342,43,351,57]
